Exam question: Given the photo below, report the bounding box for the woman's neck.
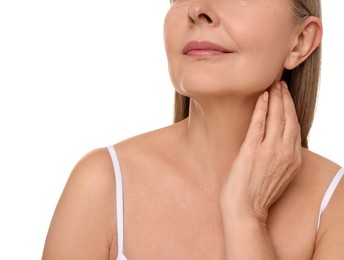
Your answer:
[179,95,259,183]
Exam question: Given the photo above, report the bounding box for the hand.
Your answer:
[220,81,302,225]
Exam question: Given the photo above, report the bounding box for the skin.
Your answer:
[42,0,344,259]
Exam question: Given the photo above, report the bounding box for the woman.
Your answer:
[42,0,344,259]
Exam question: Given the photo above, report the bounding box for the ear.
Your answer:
[284,17,322,70]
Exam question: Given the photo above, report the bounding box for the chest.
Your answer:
[120,178,319,259]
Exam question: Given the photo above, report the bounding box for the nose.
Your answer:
[187,1,219,27]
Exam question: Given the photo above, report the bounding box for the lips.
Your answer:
[182,41,231,56]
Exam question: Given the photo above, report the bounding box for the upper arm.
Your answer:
[42,148,118,260]
[313,175,344,259]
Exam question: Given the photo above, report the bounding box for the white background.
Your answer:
[0,1,343,259]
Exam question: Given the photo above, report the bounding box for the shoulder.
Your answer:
[301,149,344,258]
[70,147,115,186]
[300,148,341,188]
[301,148,341,175]
[61,147,117,207]
[115,123,183,161]
[299,148,342,207]
[42,147,118,259]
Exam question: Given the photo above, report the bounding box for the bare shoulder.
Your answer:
[302,149,344,258]
[42,148,118,260]
[301,148,341,176]
[118,123,179,147]
[115,123,182,161]
[299,148,342,190]
[42,123,180,260]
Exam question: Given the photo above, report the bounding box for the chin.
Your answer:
[177,81,222,98]
[174,75,265,99]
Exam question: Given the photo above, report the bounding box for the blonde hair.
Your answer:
[173,0,322,148]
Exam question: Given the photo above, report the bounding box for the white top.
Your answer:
[107,145,344,259]
[317,167,344,230]
[107,145,128,260]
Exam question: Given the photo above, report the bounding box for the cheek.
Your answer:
[231,6,295,59]
[164,11,185,91]
[235,19,294,83]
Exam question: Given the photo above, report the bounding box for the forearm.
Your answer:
[221,212,277,260]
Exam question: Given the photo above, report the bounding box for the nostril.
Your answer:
[199,13,212,23]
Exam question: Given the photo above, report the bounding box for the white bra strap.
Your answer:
[107,145,125,255]
[317,167,344,231]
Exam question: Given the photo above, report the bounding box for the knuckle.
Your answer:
[255,122,266,134]
[246,121,265,145]
[288,151,301,170]
[280,149,294,165]
[261,142,272,155]
[294,153,302,168]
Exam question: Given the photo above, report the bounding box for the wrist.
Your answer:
[220,203,268,228]
[220,189,268,225]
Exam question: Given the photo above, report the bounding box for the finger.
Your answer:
[243,91,269,147]
[280,81,301,143]
[264,82,285,142]
[294,130,302,171]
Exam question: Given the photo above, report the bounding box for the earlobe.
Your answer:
[284,17,323,70]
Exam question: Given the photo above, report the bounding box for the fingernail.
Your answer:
[263,91,269,102]
[275,82,281,90]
